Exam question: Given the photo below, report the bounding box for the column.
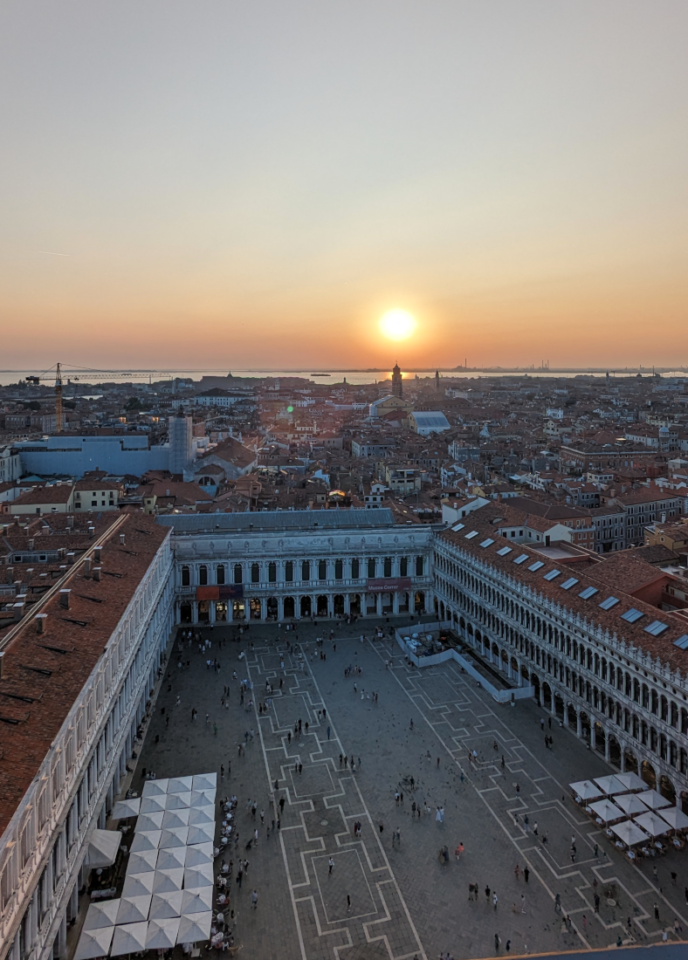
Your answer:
[620,741,626,771]
[376,594,383,617]
[538,685,544,707]
[604,731,611,762]
[260,599,267,622]
[57,915,68,958]
[327,596,334,618]
[344,595,351,615]
[563,704,569,728]
[576,712,582,738]
[192,602,198,624]
[393,592,400,615]
[209,602,216,625]
[277,597,284,621]
[590,723,596,750]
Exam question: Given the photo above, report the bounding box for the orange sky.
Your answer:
[1,1,687,371]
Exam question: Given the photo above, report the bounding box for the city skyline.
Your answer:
[1,0,687,370]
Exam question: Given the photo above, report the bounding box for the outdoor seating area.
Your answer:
[75,773,219,959]
[570,774,688,861]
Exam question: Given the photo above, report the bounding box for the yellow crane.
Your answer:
[25,364,173,433]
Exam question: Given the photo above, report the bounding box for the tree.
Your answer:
[124,397,143,411]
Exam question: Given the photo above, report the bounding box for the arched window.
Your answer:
[415,555,424,576]
[181,565,190,586]
[384,557,392,578]
[400,556,408,577]
[268,562,277,583]
[199,565,208,586]
[351,558,360,579]
[335,559,343,580]
[302,560,310,581]
[367,557,376,578]
[251,563,260,583]
[285,561,294,582]
[234,564,243,585]
[217,564,225,585]
[319,559,327,580]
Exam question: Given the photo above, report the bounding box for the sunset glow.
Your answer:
[379,310,416,342]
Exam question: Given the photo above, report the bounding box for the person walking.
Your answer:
[524,867,529,883]
[328,857,335,875]
[251,889,258,910]
[493,892,498,910]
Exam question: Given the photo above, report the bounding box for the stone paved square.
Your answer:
[132,620,688,960]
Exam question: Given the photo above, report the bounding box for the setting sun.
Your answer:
[379,309,416,341]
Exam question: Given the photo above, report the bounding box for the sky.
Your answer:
[1,1,687,372]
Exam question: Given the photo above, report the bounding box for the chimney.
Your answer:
[6,565,13,584]
[28,538,34,551]
[14,580,22,595]
[94,546,102,563]
[58,548,66,560]
[88,524,95,538]
[59,589,70,609]
[66,552,75,565]
[35,613,47,634]
[93,566,102,582]
[66,514,73,528]
[13,602,25,621]
[120,533,125,546]
[0,652,4,680]
[661,512,666,524]
[84,557,92,577]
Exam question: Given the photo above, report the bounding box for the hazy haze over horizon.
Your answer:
[1,1,687,371]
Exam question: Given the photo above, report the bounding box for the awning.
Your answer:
[611,820,650,847]
[635,811,671,837]
[593,775,627,795]
[570,780,604,801]
[638,789,672,811]
[614,772,646,792]
[614,793,649,816]
[84,829,122,868]
[115,895,151,925]
[74,925,114,960]
[111,921,148,956]
[588,799,625,823]
[82,900,120,931]
[146,917,181,949]
[659,806,688,831]
[176,911,212,945]
[111,797,141,819]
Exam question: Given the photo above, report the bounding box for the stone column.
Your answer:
[393,592,400,615]
[277,597,284,621]
[590,723,596,750]
[604,731,611,762]
[57,915,68,958]
[261,599,267,621]
[209,602,216,624]
[327,596,334,618]
[344,595,351,615]
[376,594,383,617]
[620,741,626,771]
[192,602,198,624]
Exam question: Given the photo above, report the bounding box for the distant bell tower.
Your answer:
[391,362,403,398]
[435,369,440,391]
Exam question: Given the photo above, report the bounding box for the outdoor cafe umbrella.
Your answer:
[165,792,192,811]
[156,846,187,871]
[188,807,214,826]
[115,895,151,925]
[83,900,120,931]
[181,888,214,915]
[74,925,114,960]
[110,922,148,957]
[614,772,646,792]
[588,799,625,823]
[111,797,141,819]
[187,823,214,845]
[176,911,212,946]
[142,779,168,798]
[167,776,194,794]
[611,820,650,847]
[146,917,181,950]
[638,790,672,811]
[659,806,688,831]
[570,780,604,802]
[137,812,164,832]
[185,843,213,868]
[122,872,155,898]
[130,830,161,853]
[635,811,671,838]
[614,793,650,817]
[190,790,215,808]
[149,891,184,920]
[140,795,167,815]
[152,868,184,894]
[593,775,627,796]
[127,849,158,875]
[162,808,191,829]
[159,826,189,849]
[184,863,214,889]
[192,773,217,791]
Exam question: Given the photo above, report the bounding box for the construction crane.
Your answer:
[25,364,173,434]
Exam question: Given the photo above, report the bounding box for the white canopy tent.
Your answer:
[137,812,164,832]
[659,806,688,831]
[82,900,120,931]
[111,798,141,819]
[638,790,672,811]
[188,807,214,826]
[570,780,604,802]
[184,863,214,889]
[152,868,184,894]
[111,922,148,957]
[177,911,213,945]
[185,843,214,867]
[146,917,181,949]
[588,799,625,823]
[74,925,114,960]
[167,776,194,794]
[84,830,122,868]
[149,890,184,920]
[159,826,189,848]
[187,823,214,845]
[614,793,650,817]
[635,811,671,838]
[162,808,191,829]
[115,895,151,925]
[611,820,650,847]
[190,790,215,807]
[127,850,158,875]
[122,872,155,898]
[165,792,192,810]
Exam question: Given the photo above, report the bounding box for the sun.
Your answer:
[379,308,416,341]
